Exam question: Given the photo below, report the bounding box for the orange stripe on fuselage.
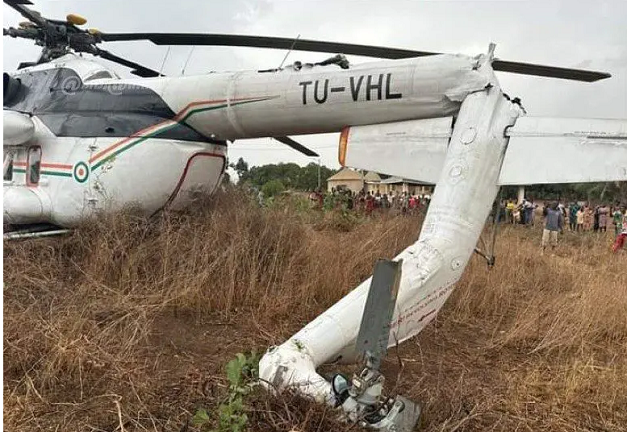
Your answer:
[42,163,73,169]
[13,161,72,169]
[89,96,266,164]
[173,99,227,121]
[88,119,175,163]
[173,97,263,121]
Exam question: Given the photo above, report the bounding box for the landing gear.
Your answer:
[330,259,422,432]
[332,367,421,431]
[474,188,504,268]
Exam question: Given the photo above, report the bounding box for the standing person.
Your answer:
[612,213,627,252]
[576,206,584,232]
[409,195,416,214]
[613,205,624,237]
[569,202,579,232]
[401,192,409,216]
[374,191,381,209]
[583,205,593,231]
[519,200,527,225]
[365,192,374,216]
[542,201,564,254]
[381,193,389,209]
[598,205,609,233]
[346,191,355,210]
[513,205,521,224]
[526,199,535,226]
[505,199,515,224]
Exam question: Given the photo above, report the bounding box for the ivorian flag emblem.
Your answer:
[73,161,89,183]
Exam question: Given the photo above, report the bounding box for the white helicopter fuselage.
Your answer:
[3,53,489,227]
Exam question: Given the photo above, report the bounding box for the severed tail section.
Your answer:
[260,67,523,429]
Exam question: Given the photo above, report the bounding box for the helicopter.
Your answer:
[1,0,619,232]
[4,0,627,429]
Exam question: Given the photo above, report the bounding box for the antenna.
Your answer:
[159,45,172,76]
[277,34,300,69]
[181,46,195,76]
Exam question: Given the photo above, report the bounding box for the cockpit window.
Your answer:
[85,71,114,81]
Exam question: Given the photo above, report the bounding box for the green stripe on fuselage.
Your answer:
[91,122,179,171]
[42,171,73,177]
[90,96,275,171]
[11,168,72,178]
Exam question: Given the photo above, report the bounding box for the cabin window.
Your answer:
[3,152,13,181]
[27,146,41,186]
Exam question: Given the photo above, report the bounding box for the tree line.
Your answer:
[229,157,337,196]
[229,157,626,203]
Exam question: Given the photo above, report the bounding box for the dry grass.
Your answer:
[3,189,626,431]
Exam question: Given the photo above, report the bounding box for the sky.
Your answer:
[3,0,626,171]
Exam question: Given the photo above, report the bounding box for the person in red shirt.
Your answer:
[612,219,627,253]
[365,192,374,216]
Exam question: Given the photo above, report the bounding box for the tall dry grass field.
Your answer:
[3,190,626,431]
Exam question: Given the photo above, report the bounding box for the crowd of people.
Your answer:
[506,198,627,253]
[309,187,431,215]
[503,199,627,235]
[306,189,627,253]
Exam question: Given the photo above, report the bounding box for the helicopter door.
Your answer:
[26,146,41,186]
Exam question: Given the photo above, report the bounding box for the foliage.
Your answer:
[240,160,337,191]
[230,157,249,180]
[193,350,261,432]
[261,179,285,198]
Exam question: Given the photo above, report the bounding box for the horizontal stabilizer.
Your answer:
[499,117,627,185]
[341,117,452,184]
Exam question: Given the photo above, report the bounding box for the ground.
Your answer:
[4,190,627,431]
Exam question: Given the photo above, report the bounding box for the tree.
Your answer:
[241,162,337,191]
[297,162,337,191]
[230,157,249,182]
[261,179,285,197]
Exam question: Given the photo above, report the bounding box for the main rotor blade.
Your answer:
[96,49,162,78]
[273,136,319,157]
[492,59,610,82]
[100,32,611,82]
[100,33,436,59]
[3,0,47,28]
